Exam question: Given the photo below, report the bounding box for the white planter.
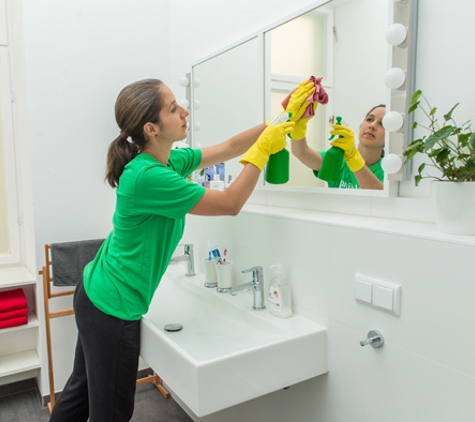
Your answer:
[432,180,475,235]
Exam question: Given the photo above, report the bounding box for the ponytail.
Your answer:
[105,136,140,188]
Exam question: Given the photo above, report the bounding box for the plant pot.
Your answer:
[432,180,475,235]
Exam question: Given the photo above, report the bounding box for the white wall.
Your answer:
[14,0,475,420]
[21,0,171,394]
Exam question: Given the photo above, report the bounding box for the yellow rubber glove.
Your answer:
[285,80,315,122]
[239,121,295,171]
[292,102,318,140]
[283,79,316,140]
[329,124,365,172]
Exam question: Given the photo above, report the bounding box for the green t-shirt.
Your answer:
[83,149,206,320]
[313,150,384,189]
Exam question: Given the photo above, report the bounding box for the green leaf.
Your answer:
[408,102,420,114]
[414,175,422,186]
[412,121,419,130]
[469,133,475,149]
[443,103,459,121]
[429,107,437,116]
[411,89,422,105]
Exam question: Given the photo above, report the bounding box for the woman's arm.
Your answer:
[353,167,384,190]
[290,137,324,171]
[198,123,266,170]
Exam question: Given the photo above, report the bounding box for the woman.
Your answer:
[49,78,313,422]
[291,105,386,190]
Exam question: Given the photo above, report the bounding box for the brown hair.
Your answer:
[365,104,386,118]
[105,78,164,188]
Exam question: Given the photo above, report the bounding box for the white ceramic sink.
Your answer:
[140,265,327,417]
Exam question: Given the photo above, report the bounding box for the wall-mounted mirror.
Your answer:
[191,0,418,196]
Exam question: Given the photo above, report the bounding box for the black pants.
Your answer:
[49,280,140,422]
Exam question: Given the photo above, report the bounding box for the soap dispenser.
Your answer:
[267,264,292,318]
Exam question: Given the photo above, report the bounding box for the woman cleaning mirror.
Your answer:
[290,104,386,190]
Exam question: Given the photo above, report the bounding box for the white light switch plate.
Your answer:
[354,274,401,316]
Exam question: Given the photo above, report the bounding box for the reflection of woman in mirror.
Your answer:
[290,105,386,190]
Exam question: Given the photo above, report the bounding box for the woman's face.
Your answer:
[156,84,189,142]
[358,106,386,149]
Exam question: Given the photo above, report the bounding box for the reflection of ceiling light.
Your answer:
[384,68,406,90]
[381,154,404,174]
[179,76,189,87]
[386,23,407,46]
[382,111,404,132]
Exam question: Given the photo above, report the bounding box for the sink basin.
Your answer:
[140,265,327,417]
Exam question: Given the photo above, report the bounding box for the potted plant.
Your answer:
[403,90,475,235]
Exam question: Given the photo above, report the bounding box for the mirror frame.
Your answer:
[189,0,419,197]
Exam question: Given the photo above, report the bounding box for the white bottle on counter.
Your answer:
[267,264,292,318]
[209,174,225,191]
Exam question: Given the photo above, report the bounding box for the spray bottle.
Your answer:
[265,113,291,184]
[318,116,344,183]
[267,264,292,318]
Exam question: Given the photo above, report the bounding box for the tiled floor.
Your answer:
[0,377,193,422]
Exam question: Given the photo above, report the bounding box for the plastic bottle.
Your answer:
[267,264,292,318]
[318,116,344,183]
[210,174,225,191]
[265,113,291,185]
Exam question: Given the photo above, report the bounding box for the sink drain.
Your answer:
[164,323,183,332]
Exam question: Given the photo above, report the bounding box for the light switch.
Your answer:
[373,285,393,311]
[355,277,373,303]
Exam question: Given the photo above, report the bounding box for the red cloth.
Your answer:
[0,306,28,321]
[0,288,28,312]
[0,315,28,329]
[281,75,329,119]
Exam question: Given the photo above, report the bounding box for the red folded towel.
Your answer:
[0,315,28,329]
[0,288,28,312]
[0,306,28,321]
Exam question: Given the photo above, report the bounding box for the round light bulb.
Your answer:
[194,99,201,110]
[384,67,406,90]
[194,121,201,132]
[193,77,201,88]
[382,111,404,132]
[381,154,404,174]
[179,99,190,109]
[386,23,407,46]
[179,76,189,87]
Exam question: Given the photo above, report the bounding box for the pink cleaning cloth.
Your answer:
[281,76,329,120]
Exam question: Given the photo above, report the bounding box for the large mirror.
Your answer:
[191,0,418,196]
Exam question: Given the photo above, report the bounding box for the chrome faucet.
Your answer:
[229,266,266,310]
[169,243,195,276]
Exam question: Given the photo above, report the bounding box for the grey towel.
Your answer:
[50,239,105,286]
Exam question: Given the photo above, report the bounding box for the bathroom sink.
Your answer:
[140,265,328,417]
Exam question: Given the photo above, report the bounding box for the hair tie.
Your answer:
[119,131,129,139]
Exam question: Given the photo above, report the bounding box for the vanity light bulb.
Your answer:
[381,154,404,174]
[382,111,404,132]
[193,77,201,88]
[386,23,407,46]
[194,121,201,132]
[179,76,189,87]
[384,68,406,90]
[194,100,201,110]
[179,99,190,109]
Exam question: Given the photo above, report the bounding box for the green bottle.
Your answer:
[265,113,291,185]
[318,116,344,183]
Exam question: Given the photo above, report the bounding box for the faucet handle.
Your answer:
[241,266,263,275]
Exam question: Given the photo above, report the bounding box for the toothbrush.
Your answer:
[211,247,224,265]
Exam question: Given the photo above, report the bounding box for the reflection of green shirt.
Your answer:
[313,150,384,189]
[84,149,205,320]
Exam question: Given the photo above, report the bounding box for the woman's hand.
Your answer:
[329,125,365,172]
